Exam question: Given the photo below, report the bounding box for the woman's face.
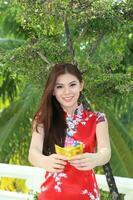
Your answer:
[53,73,84,113]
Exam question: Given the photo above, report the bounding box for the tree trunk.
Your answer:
[103,163,121,200]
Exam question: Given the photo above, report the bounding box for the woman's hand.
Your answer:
[69,153,99,171]
[43,154,67,173]
[69,148,111,171]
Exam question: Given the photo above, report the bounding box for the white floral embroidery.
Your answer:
[81,189,100,200]
[85,117,89,121]
[84,113,94,121]
[89,113,94,118]
[81,173,100,200]
[66,104,85,138]
[43,172,68,192]
[53,172,68,192]
[45,172,52,180]
[81,121,86,125]
[54,173,67,192]
[54,185,61,192]
[65,104,87,147]
[41,186,48,192]
[82,189,88,194]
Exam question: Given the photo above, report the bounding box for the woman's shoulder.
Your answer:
[84,108,106,124]
[95,111,106,124]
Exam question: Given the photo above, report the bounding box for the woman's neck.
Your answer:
[62,103,78,115]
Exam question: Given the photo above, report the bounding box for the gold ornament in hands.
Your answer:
[55,144,84,159]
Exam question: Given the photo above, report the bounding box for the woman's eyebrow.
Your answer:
[68,81,77,85]
[55,82,64,85]
[55,81,77,85]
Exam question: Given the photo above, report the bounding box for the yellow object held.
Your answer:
[55,144,84,159]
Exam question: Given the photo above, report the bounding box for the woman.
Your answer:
[28,63,111,200]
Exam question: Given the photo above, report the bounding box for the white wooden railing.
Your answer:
[0,163,133,200]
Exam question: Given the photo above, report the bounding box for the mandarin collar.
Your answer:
[65,103,84,118]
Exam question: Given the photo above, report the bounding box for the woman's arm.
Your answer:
[28,123,67,172]
[28,124,46,168]
[95,117,111,166]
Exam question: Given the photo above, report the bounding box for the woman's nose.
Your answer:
[64,87,70,94]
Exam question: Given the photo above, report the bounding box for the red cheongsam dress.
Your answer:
[38,104,106,200]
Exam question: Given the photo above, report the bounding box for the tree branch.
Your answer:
[64,13,76,64]
[37,51,51,66]
[88,32,105,57]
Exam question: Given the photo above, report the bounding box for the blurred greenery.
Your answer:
[0,0,133,185]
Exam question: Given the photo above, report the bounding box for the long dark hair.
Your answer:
[33,63,83,155]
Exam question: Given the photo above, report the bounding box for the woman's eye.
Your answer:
[70,83,76,87]
[56,85,63,89]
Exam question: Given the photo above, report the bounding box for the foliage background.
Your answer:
[0,0,133,185]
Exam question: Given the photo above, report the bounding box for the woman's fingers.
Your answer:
[45,154,67,173]
[54,158,67,165]
[47,153,97,172]
[53,158,67,166]
[46,153,95,172]
[69,153,96,170]
[52,154,68,161]
[70,154,85,161]
[53,163,65,169]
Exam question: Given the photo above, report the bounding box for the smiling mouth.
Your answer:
[63,96,74,101]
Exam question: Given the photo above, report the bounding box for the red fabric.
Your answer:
[38,109,103,200]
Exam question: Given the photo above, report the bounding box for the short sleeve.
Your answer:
[96,112,106,124]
